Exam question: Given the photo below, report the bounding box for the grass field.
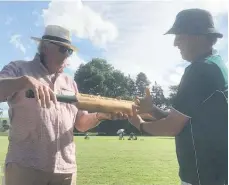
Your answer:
[0,136,180,185]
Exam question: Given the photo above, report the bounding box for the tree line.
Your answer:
[74,58,179,135]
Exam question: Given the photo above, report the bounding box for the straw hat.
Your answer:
[31,25,77,51]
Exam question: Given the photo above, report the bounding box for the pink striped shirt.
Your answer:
[0,54,98,173]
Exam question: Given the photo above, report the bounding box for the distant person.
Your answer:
[84,132,90,140]
[117,129,125,140]
[119,131,124,140]
[128,132,137,140]
[129,9,228,185]
[0,25,127,185]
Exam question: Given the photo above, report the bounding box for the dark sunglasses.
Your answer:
[50,42,73,56]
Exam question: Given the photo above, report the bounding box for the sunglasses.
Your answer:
[50,42,73,56]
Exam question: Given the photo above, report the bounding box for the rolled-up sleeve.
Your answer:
[0,62,19,78]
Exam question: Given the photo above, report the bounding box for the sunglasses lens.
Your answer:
[51,42,73,56]
[59,46,72,56]
[68,49,73,55]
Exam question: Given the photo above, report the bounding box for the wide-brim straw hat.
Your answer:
[31,25,77,51]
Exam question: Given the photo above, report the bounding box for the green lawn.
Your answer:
[0,136,180,185]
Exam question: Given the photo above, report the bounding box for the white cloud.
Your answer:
[85,0,228,96]
[41,0,228,96]
[9,34,26,54]
[66,53,86,71]
[42,0,118,48]
[24,56,33,61]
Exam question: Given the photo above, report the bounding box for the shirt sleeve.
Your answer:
[174,62,227,118]
[0,62,20,78]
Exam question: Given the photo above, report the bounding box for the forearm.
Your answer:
[140,108,190,136]
[0,76,26,102]
[151,105,169,120]
[140,119,175,136]
[75,113,100,132]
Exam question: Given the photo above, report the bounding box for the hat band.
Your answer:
[42,35,71,44]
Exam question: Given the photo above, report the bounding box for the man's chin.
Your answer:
[180,53,189,61]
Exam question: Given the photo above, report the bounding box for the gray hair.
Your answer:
[37,40,50,54]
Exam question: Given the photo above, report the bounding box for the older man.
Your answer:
[129,9,228,185]
[0,25,126,185]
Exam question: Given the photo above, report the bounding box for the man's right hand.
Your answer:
[23,75,57,108]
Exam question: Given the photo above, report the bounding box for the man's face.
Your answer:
[44,42,73,73]
[174,34,205,62]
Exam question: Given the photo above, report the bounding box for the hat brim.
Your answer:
[164,27,223,38]
[31,37,78,51]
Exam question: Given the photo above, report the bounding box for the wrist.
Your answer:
[151,105,168,119]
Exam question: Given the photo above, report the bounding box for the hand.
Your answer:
[96,96,129,121]
[23,75,57,108]
[128,105,145,130]
[135,87,154,114]
[96,112,129,121]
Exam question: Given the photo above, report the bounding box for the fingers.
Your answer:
[145,87,151,97]
[135,97,140,105]
[132,104,138,116]
[110,112,129,120]
[34,88,40,103]
[38,86,45,108]
[43,86,51,108]
[49,89,57,104]
[33,85,55,108]
[123,113,129,119]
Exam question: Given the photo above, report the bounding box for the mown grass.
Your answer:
[0,136,180,185]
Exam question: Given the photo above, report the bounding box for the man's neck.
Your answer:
[39,54,56,75]
[192,48,213,63]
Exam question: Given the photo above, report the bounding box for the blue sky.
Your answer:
[0,1,105,71]
[0,0,228,117]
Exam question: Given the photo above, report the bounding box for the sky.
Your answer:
[0,0,228,118]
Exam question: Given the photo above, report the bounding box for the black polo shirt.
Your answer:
[172,51,228,185]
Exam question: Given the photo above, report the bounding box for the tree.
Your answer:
[0,108,3,117]
[2,120,9,131]
[74,58,135,100]
[151,81,166,109]
[125,75,137,100]
[74,58,112,95]
[166,85,179,106]
[135,72,151,97]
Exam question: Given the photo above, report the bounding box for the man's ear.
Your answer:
[43,41,49,54]
[39,41,49,54]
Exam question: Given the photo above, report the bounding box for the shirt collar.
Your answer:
[32,53,65,78]
[192,49,218,63]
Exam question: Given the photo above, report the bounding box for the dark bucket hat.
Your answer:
[164,8,223,38]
